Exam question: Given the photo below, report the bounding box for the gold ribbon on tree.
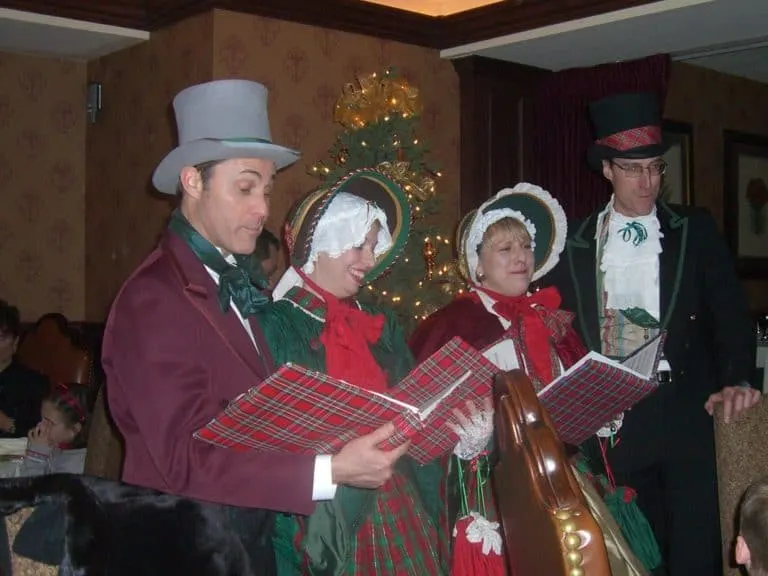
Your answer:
[333,70,421,129]
[375,161,436,203]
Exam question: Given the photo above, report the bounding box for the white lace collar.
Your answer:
[598,196,663,320]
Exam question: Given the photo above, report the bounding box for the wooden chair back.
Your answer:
[83,385,124,480]
[494,369,612,576]
[16,314,92,386]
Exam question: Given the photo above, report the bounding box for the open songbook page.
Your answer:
[481,332,666,446]
[194,337,498,464]
[535,332,667,445]
[619,331,666,379]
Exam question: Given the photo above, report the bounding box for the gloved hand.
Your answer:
[596,412,624,438]
[450,397,494,460]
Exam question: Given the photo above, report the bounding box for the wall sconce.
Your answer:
[86,82,103,124]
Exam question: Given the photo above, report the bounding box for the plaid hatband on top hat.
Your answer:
[283,168,412,284]
[586,92,670,171]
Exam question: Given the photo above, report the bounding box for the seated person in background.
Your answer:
[0,300,49,438]
[737,477,768,576]
[0,383,92,568]
[20,383,91,476]
[250,228,281,290]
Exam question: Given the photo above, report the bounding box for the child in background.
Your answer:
[0,384,91,568]
[737,476,768,576]
[19,383,91,476]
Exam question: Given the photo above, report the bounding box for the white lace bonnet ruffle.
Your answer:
[272,192,392,300]
[460,183,567,283]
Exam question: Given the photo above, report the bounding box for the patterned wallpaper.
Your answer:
[83,9,459,320]
[210,9,460,241]
[2,16,764,322]
[0,52,86,321]
[85,12,214,320]
[666,62,768,311]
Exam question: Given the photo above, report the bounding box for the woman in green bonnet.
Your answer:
[257,168,492,575]
[410,183,661,576]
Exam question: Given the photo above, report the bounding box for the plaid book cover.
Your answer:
[537,352,659,446]
[194,337,498,464]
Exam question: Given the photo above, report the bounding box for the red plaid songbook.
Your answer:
[194,337,498,464]
[538,333,665,446]
[536,332,667,446]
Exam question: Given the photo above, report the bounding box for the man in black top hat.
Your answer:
[547,91,760,575]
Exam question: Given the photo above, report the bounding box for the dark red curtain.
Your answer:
[525,54,671,220]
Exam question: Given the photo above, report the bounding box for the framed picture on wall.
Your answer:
[661,120,693,205]
[723,129,768,278]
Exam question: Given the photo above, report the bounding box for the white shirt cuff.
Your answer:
[312,454,338,501]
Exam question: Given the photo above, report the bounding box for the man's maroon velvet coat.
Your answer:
[102,230,315,515]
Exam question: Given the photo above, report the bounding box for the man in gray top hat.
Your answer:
[102,79,410,573]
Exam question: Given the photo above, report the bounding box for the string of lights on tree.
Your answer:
[309,68,466,333]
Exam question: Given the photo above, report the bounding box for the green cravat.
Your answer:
[168,209,269,316]
[620,307,660,329]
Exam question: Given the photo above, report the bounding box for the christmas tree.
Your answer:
[309,68,464,334]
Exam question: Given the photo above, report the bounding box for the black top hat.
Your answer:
[586,92,669,171]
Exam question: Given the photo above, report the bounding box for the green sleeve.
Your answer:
[383,308,416,380]
[256,301,324,370]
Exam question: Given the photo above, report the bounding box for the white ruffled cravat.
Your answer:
[599,198,663,320]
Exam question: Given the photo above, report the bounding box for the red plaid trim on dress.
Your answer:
[291,469,445,575]
[595,125,662,151]
[285,285,328,319]
[194,337,498,464]
[351,473,444,575]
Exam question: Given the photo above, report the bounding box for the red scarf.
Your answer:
[299,273,389,393]
[472,285,563,384]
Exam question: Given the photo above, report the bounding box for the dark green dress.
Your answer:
[256,285,447,576]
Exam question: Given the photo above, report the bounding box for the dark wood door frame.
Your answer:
[452,56,550,217]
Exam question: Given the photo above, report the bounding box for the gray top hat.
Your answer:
[152,79,301,195]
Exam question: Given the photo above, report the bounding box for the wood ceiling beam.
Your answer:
[0,0,658,50]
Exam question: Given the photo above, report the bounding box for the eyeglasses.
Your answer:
[610,161,667,178]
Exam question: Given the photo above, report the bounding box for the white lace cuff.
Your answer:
[596,412,624,438]
[452,407,494,460]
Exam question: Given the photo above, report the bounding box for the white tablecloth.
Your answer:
[0,438,26,478]
[0,458,22,478]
